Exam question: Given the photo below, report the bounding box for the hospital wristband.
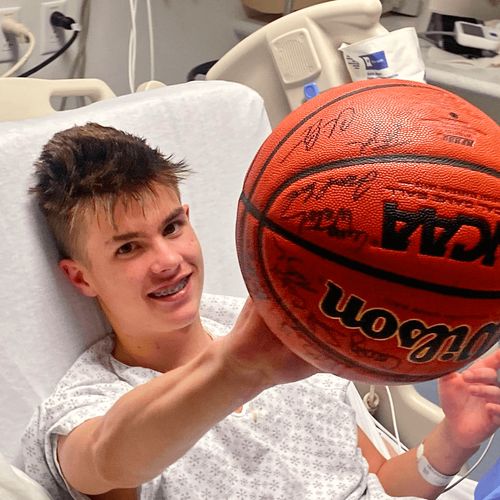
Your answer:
[416,442,456,487]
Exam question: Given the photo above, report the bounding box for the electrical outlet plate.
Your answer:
[40,0,66,55]
[0,7,21,63]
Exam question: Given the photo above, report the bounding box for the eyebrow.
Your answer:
[106,206,185,245]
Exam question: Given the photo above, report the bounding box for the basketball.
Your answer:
[236,78,500,384]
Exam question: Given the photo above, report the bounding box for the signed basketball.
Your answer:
[236,78,500,383]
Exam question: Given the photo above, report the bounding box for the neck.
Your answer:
[112,316,212,372]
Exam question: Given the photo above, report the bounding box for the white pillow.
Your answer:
[0,452,52,500]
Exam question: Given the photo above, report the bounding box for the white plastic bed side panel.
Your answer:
[208,39,291,128]
[354,382,444,449]
[0,78,115,121]
[207,0,387,127]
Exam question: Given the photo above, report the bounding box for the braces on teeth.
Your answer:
[152,278,187,297]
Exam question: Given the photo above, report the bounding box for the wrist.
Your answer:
[416,441,457,487]
[212,338,269,402]
[440,418,481,455]
[421,419,479,477]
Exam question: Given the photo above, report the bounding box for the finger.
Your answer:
[461,348,500,376]
[463,367,499,385]
[475,348,500,370]
[438,373,463,399]
[486,404,500,426]
[439,372,466,391]
[439,372,462,385]
[468,384,500,402]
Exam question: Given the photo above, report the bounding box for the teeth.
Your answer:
[151,277,188,298]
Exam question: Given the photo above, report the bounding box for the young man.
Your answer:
[23,123,499,500]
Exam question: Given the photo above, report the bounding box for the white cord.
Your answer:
[0,18,36,78]
[365,381,495,489]
[372,416,410,452]
[145,0,155,81]
[362,385,402,452]
[283,0,295,15]
[443,433,496,492]
[385,386,403,453]
[128,0,137,93]
[60,0,90,110]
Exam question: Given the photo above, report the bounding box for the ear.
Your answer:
[183,204,190,219]
[59,259,98,297]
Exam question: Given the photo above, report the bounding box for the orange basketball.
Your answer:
[236,79,500,384]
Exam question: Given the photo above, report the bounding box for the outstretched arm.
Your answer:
[58,299,317,496]
[359,348,500,499]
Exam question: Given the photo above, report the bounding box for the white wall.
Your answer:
[0,0,248,95]
[1,0,499,122]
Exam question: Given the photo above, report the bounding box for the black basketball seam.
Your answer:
[246,81,431,201]
[237,82,497,379]
[271,154,500,190]
[241,192,499,299]
[236,81,430,265]
[258,154,500,286]
[242,189,493,380]
[245,153,499,298]
[242,203,452,381]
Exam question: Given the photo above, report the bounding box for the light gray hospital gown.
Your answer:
[22,294,421,500]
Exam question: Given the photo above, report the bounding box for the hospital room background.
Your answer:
[0,0,498,494]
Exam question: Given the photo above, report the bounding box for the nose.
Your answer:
[149,239,182,276]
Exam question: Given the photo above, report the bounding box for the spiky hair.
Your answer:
[30,123,190,260]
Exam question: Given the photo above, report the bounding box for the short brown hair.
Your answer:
[30,123,190,260]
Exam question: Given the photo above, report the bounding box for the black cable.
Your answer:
[19,30,78,77]
[186,60,218,81]
[19,12,80,78]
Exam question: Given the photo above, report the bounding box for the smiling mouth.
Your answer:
[149,276,190,299]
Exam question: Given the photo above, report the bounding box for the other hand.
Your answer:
[438,347,500,449]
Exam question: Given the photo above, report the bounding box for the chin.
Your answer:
[164,293,202,330]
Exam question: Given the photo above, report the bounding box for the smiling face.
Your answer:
[60,183,205,345]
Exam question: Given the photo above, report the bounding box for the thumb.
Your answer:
[439,372,467,412]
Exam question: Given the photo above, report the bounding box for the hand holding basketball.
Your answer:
[236,79,500,383]
[220,298,319,389]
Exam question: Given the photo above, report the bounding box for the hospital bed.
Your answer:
[0,3,479,500]
[0,77,478,500]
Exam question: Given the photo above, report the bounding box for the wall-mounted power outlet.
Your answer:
[0,7,21,63]
[40,0,66,55]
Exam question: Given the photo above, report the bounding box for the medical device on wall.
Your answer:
[415,0,500,57]
[416,0,500,34]
[454,21,500,51]
[207,0,387,127]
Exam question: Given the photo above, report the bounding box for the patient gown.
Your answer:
[22,294,422,500]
